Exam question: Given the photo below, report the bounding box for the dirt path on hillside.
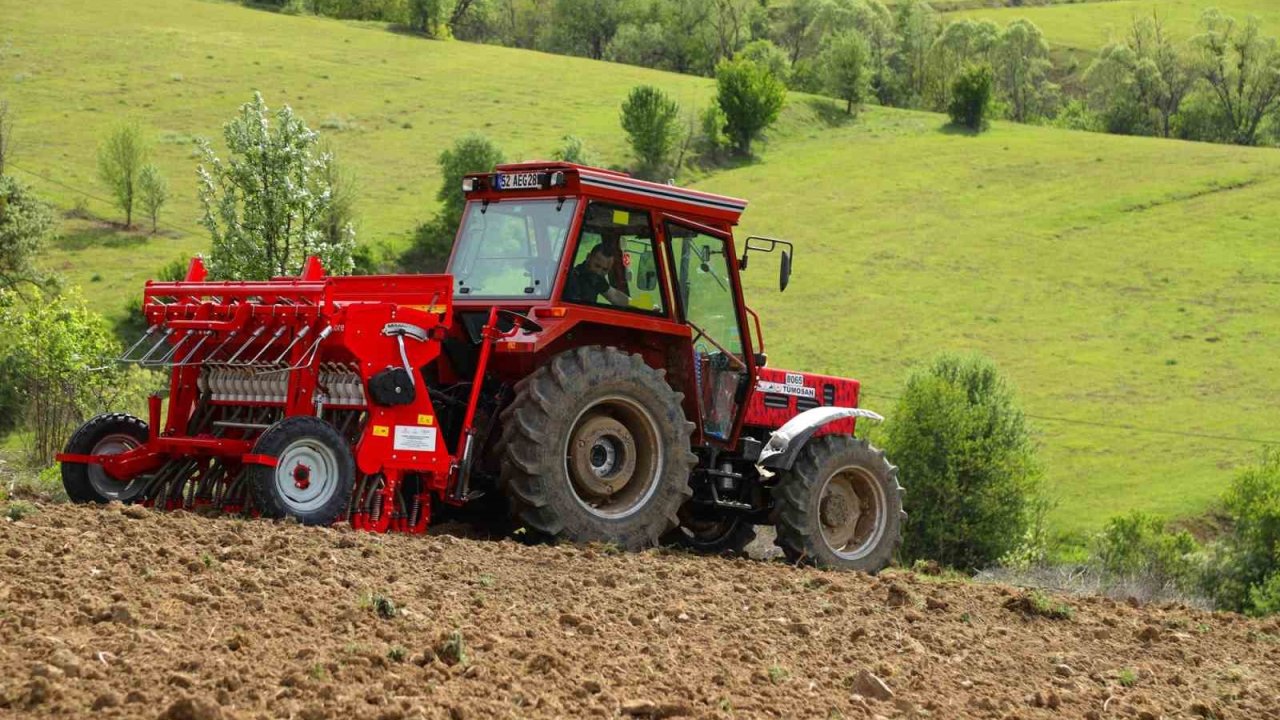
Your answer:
[1,503,1277,719]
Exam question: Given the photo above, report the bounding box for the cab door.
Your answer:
[662,218,756,443]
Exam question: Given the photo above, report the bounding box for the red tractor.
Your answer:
[58,162,902,571]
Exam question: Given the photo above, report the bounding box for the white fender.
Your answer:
[756,406,884,477]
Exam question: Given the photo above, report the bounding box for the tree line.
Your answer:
[254,0,1280,147]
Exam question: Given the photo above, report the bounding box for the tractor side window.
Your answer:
[448,198,577,299]
[561,203,665,315]
[667,222,748,440]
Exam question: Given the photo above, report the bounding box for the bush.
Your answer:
[947,65,993,131]
[715,57,786,156]
[97,124,149,228]
[552,135,592,166]
[1201,450,1280,615]
[0,289,132,464]
[0,174,55,293]
[1091,511,1200,593]
[883,353,1043,571]
[399,133,503,273]
[620,85,681,179]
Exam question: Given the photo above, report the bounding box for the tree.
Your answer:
[606,22,671,70]
[0,175,53,292]
[927,18,998,111]
[822,30,871,114]
[137,164,168,234]
[1086,14,1194,138]
[716,57,787,155]
[738,39,791,85]
[882,353,1043,570]
[0,289,127,464]
[893,0,940,104]
[851,0,899,105]
[97,124,148,228]
[948,64,993,131]
[620,85,681,178]
[197,92,355,280]
[551,0,635,59]
[993,19,1055,122]
[1191,9,1280,146]
[408,0,447,36]
[400,133,504,272]
[317,142,359,253]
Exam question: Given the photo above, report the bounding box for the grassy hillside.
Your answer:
[5,0,1279,541]
[950,0,1280,50]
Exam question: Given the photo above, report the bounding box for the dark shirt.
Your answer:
[562,263,611,304]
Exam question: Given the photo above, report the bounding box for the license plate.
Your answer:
[495,172,541,190]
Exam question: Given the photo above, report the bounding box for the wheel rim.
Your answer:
[274,438,340,514]
[88,433,147,501]
[817,464,887,561]
[564,395,664,519]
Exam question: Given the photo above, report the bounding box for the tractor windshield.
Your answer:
[448,198,578,299]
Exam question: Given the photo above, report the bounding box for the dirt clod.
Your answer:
[1,504,1277,720]
[852,669,894,701]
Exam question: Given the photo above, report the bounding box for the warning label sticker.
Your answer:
[393,425,437,452]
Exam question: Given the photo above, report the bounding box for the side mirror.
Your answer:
[739,251,749,270]
[779,250,791,292]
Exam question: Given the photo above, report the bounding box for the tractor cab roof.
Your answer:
[462,162,748,226]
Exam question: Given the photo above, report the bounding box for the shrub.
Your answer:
[1201,450,1280,615]
[620,85,680,179]
[883,353,1042,571]
[0,289,128,464]
[400,133,503,273]
[715,57,786,156]
[1091,511,1200,592]
[947,64,993,131]
[0,174,54,295]
[137,163,168,234]
[552,135,592,166]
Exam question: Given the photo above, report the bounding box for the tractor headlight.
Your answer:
[462,177,476,193]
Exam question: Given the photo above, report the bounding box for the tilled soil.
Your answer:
[1,504,1278,720]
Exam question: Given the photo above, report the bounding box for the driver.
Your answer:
[562,243,629,307]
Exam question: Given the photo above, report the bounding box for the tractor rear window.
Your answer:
[448,199,578,299]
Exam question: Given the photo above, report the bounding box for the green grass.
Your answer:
[5,0,1280,541]
[710,112,1280,538]
[950,0,1280,51]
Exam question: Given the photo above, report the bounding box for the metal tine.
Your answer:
[269,325,311,365]
[257,325,332,376]
[118,325,160,363]
[244,326,288,366]
[223,325,268,366]
[174,331,214,367]
[149,330,192,367]
[136,327,176,365]
[201,329,240,364]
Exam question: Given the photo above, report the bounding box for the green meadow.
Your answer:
[4,0,1279,540]
[950,0,1280,51]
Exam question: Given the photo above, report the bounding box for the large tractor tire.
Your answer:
[772,435,903,572]
[61,413,151,504]
[247,416,355,526]
[499,346,696,550]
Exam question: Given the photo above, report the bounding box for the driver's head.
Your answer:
[584,244,615,276]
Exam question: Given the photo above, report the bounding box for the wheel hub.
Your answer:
[274,440,338,513]
[819,471,867,552]
[292,463,312,490]
[568,415,636,499]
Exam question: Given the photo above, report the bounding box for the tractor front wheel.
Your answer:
[61,413,151,504]
[772,435,903,572]
[247,416,355,526]
[669,506,757,555]
[499,346,696,550]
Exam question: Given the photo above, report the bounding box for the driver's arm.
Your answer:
[604,286,630,307]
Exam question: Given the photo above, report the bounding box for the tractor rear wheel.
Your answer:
[61,413,151,504]
[772,435,902,572]
[499,346,696,550]
[247,416,355,526]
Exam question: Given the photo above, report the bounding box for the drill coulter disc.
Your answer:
[247,416,355,526]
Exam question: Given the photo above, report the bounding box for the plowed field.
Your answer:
[2,504,1278,719]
